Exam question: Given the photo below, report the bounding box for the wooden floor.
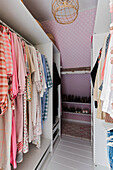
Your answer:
[46,135,94,170]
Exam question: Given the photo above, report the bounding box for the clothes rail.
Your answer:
[0,19,33,47]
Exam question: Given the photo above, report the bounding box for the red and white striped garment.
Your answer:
[0,26,10,115]
[2,26,13,76]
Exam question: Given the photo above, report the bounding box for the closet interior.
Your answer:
[61,67,91,140]
[1,0,113,169]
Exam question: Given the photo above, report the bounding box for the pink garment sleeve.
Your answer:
[12,33,26,94]
[15,94,23,143]
[101,35,111,80]
[10,111,17,169]
[18,38,27,93]
[101,57,107,80]
[9,32,18,98]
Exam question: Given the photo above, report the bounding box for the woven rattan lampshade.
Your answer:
[52,0,79,24]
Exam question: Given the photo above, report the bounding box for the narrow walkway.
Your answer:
[46,135,93,170]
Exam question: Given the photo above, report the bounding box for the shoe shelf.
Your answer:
[61,67,91,75]
[62,101,91,105]
[62,111,91,116]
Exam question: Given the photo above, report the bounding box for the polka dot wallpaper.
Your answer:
[42,8,96,68]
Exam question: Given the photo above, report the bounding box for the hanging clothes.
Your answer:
[37,52,47,99]
[43,58,53,120]
[25,44,35,101]
[37,51,47,132]
[41,54,48,121]
[25,44,35,143]
[41,55,53,121]
[101,34,111,82]
[13,34,27,163]
[91,48,102,87]
[0,96,12,170]
[0,26,13,115]
[21,41,29,154]
[0,23,54,169]
[9,31,18,99]
[23,78,29,153]
[0,26,13,170]
[10,111,17,169]
[12,34,26,94]
[100,34,113,117]
[91,48,102,108]
[29,46,42,148]
[93,34,109,119]
[9,31,17,169]
[29,45,42,125]
[107,130,113,169]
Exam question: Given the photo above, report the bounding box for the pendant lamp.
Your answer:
[52,0,79,24]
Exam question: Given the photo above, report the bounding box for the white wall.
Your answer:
[94,0,111,34]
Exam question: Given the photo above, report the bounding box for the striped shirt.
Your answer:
[0,26,13,114]
[0,26,8,114]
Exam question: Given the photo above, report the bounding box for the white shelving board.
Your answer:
[0,0,59,54]
[0,0,49,44]
[53,133,59,144]
[53,117,59,129]
[62,101,91,105]
[63,112,91,116]
[61,70,90,75]
[53,47,61,138]
[16,138,51,170]
[53,124,59,134]
[94,0,111,34]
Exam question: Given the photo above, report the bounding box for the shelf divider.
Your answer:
[62,112,91,116]
[62,101,91,105]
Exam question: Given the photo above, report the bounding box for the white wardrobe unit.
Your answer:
[92,0,111,169]
[0,0,61,169]
[36,43,61,152]
[53,47,61,146]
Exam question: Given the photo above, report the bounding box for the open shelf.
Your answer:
[53,123,59,134]
[53,117,59,129]
[53,133,59,144]
[62,112,91,116]
[62,101,91,105]
[61,67,91,75]
[16,138,51,170]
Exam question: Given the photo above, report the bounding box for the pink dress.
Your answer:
[12,34,26,163]
[9,32,18,169]
[10,111,17,169]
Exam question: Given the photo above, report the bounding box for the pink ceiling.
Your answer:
[42,8,96,68]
